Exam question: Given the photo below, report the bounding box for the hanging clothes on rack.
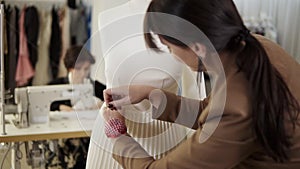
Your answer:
[85,4,91,50]
[32,9,52,85]
[24,6,39,69]
[2,1,91,86]
[15,6,35,87]
[57,2,89,78]
[57,5,70,78]
[244,13,278,43]
[233,0,300,61]
[5,5,19,91]
[70,4,88,45]
[67,0,77,9]
[49,6,62,79]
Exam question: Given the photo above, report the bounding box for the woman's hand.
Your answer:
[86,100,104,110]
[59,105,74,111]
[103,107,125,123]
[103,85,155,109]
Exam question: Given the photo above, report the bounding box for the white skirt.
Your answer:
[86,104,187,169]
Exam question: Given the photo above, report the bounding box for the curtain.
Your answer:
[234,0,300,62]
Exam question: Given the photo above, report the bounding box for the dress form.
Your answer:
[86,0,187,168]
[98,0,178,88]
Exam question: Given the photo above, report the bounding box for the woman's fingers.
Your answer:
[103,107,125,122]
[103,85,155,108]
[104,88,126,102]
[103,89,113,104]
[104,87,128,106]
[110,96,131,109]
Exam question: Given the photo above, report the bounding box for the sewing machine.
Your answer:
[14,84,94,127]
[0,84,97,169]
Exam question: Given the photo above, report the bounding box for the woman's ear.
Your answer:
[191,43,207,58]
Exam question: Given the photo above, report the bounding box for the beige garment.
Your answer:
[112,35,300,169]
[57,6,70,78]
[32,10,52,85]
[180,66,207,137]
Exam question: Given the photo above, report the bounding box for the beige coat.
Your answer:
[111,35,300,169]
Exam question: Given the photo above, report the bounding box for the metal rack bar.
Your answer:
[0,4,6,135]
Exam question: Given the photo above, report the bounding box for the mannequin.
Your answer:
[86,0,188,168]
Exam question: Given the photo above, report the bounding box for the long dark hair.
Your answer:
[144,0,300,162]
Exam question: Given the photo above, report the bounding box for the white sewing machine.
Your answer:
[14,84,94,127]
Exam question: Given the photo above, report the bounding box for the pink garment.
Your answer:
[15,7,35,86]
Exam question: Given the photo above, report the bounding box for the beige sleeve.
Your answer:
[149,89,209,129]
[112,113,256,169]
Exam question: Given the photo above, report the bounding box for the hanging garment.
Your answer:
[5,7,19,91]
[85,5,92,50]
[49,7,62,79]
[15,7,20,58]
[24,6,39,68]
[15,6,35,87]
[67,0,77,9]
[4,5,12,90]
[57,6,70,78]
[70,5,88,45]
[5,6,19,94]
[32,10,52,85]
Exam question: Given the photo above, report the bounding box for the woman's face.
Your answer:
[160,38,199,71]
[70,61,91,84]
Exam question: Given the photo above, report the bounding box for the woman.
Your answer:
[49,45,106,111]
[101,0,300,168]
[48,45,105,168]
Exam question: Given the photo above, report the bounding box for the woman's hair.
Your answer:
[144,0,300,162]
[64,45,95,70]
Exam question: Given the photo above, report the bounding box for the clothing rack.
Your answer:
[3,0,66,2]
[0,1,65,136]
[2,0,67,10]
[0,3,6,135]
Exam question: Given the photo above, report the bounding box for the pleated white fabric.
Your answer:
[86,102,187,169]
